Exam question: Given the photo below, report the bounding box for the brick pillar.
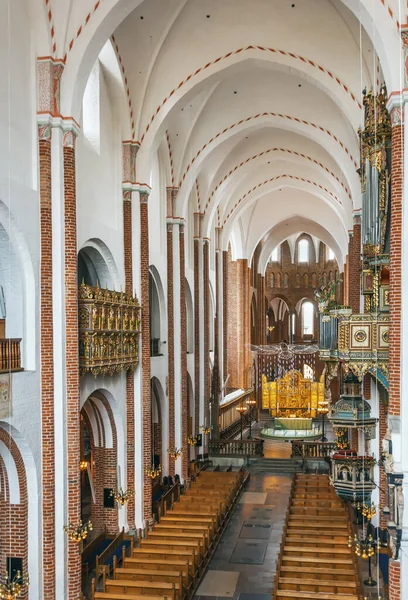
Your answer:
[140,189,152,519]
[348,215,361,314]
[179,224,188,479]
[193,217,201,434]
[343,259,349,307]
[38,123,56,600]
[203,239,210,426]
[63,128,81,600]
[123,142,138,528]
[124,190,135,527]
[166,218,175,475]
[389,560,401,600]
[237,259,250,389]
[388,111,404,417]
[223,250,228,385]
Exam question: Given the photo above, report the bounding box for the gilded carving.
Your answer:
[78,283,141,376]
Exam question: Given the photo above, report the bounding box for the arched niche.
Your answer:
[185,279,194,354]
[78,238,120,290]
[149,266,166,356]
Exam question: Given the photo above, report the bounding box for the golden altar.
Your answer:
[262,370,324,418]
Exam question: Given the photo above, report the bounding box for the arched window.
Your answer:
[271,246,280,262]
[302,301,314,337]
[298,239,309,263]
[149,273,161,356]
[327,247,335,261]
[82,61,100,152]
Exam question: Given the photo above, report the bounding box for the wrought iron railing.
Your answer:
[209,439,264,457]
[78,283,141,377]
[291,440,337,458]
[0,338,22,373]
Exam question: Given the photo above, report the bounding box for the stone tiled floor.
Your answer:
[194,473,292,600]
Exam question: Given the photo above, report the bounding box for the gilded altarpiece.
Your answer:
[262,370,324,418]
[78,283,141,376]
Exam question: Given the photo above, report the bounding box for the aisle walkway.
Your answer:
[194,473,292,600]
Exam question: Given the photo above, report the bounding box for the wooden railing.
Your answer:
[219,388,254,438]
[209,438,264,457]
[0,338,22,373]
[153,483,181,521]
[95,528,133,575]
[291,440,337,458]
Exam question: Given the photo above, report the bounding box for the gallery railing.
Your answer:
[291,440,337,458]
[0,338,22,373]
[209,439,264,457]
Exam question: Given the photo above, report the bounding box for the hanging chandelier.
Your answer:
[144,464,162,479]
[0,570,29,600]
[354,500,377,521]
[63,520,93,543]
[167,447,183,459]
[110,488,135,506]
[250,341,319,357]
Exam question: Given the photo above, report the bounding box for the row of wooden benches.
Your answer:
[92,469,248,600]
[273,474,365,600]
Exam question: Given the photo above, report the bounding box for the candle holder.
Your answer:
[187,435,198,446]
[167,447,183,460]
[0,570,29,600]
[79,460,89,472]
[348,533,380,586]
[110,488,135,506]
[355,501,377,521]
[63,520,93,543]
[144,464,162,479]
[200,425,212,435]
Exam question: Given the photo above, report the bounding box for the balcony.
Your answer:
[319,311,389,384]
[78,283,141,377]
[0,338,23,373]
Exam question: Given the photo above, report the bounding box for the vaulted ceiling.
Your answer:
[36,0,405,270]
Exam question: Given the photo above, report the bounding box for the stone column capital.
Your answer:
[138,184,151,203]
[123,141,140,184]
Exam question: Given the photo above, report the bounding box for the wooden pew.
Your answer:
[272,474,362,600]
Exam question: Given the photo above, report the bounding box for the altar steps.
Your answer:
[250,458,301,474]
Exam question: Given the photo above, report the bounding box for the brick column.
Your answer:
[140,189,152,519]
[203,239,210,427]
[348,215,361,314]
[211,228,222,439]
[63,127,81,600]
[166,212,175,475]
[123,142,139,528]
[193,215,201,434]
[179,224,188,479]
[38,121,56,600]
[389,560,401,600]
[223,250,229,386]
[388,109,403,418]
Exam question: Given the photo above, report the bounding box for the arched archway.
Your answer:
[80,390,119,535]
[0,424,39,599]
[149,266,166,357]
[151,377,165,468]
